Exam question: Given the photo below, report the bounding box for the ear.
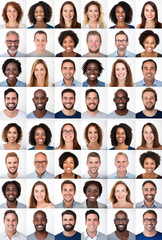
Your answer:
[32,98,34,103]
[46,97,49,102]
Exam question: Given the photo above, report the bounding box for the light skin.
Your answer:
[87,34,102,57]
[87,126,101,150]
[33,184,54,208]
[4,62,19,86]
[142,61,156,86]
[86,156,101,178]
[86,5,100,28]
[5,33,19,57]
[6,156,19,179]
[114,211,130,240]
[85,62,100,86]
[33,63,47,87]
[115,34,129,57]
[34,153,48,178]
[142,91,157,117]
[4,213,18,238]
[113,184,133,208]
[113,89,129,116]
[142,183,157,208]
[143,213,157,237]
[62,4,75,28]
[4,126,21,150]
[62,214,76,237]
[32,89,48,118]
[61,184,76,207]
[34,33,47,54]
[115,63,127,87]
[4,92,19,118]
[61,62,76,86]
[86,92,99,116]
[115,154,129,178]
[137,4,156,28]
[85,213,100,238]
[6,5,20,28]
[33,211,48,239]
[62,92,76,116]
[85,184,100,208]
[61,125,74,150]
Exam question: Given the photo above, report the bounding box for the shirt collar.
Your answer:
[84,230,99,239]
[142,79,157,87]
[62,78,76,86]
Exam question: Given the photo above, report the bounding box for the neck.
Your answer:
[63,141,74,150]
[35,79,46,87]
[117,170,127,178]
[36,200,46,208]
[4,109,18,118]
[88,170,99,179]
[7,78,17,86]
[115,109,128,116]
[117,80,126,87]
[115,229,129,238]
[116,21,127,28]
[144,199,154,208]
[117,49,127,57]
[87,109,99,117]
[62,108,75,116]
[86,229,97,238]
[64,20,72,28]
[145,142,154,149]
[63,78,74,87]
[63,199,74,208]
[7,172,18,179]
[33,109,47,118]
[87,79,98,86]
[7,50,17,57]
[7,200,17,208]
[143,229,157,237]
[144,79,155,86]
[34,144,47,150]
[88,51,100,57]
[63,230,76,237]
[35,230,48,240]
[115,142,128,150]
[143,109,157,117]
[6,230,16,239]
[86,199,98,208]
[36,170,45,178]
[88,20,98,28]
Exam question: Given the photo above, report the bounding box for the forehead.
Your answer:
[35,127,45,133]
[115,184,126,190]
[62,92,74,98]
[143,213,156,219]
[63,4,74,9]
[62,62,74,68]
[143,183,155,189]
[35,33,47,41]
[86,92,98,98]
[6,62,18,68]
[143,61,156,69]
[5,92,17,98]
[62,183,74,190]
[86,213,99,221]
[4,213,17,220]
[115,212,127,219]
[143,91,155,98]
[115,62,126,69]
[63,124,73,130]
[63,214,74,220]
[87,62,99,68]
[7,34,18,40]
[88,34,101,42]
[115,90,127,97]
[35,5,44,11]
[144,36,156,42]
[88,126,97,131]
[144,4,154,10]
[6,156,18,162]
[8,126,17,132]
[34,90,46,98]
[34,211,46,219]
[116,34,127,40]
[115,154,127,161]
[35,153,47,160]
[6,183,17,189]
[88,156,100,162]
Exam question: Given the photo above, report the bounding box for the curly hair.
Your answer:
[82,59,103,77]
[28,1,52,24]
[83,180,102,196]
[140,123,161,148]
[29,123,52,146]
[2,58,22,76]
[2,1,23,23]
[109,1,133,24]
[110,123,133,147]
[59,123,81,150]
[84,122,103,146]
[29,181,51,208]
[139,30,159,49]
[139,1,162,28]
[29,59,49,87]
[109,181,132,204]
[58,30,79,48]
[139,151,160,170]
[110,59,133,87]
[2,180,21,198]
[2,123,22,143]
[83,1,105,28]
[59,151,79,169]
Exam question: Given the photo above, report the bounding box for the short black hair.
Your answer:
[110,123,133,146]
[115,31,128,42]
[85,89,99,100]
[109,1,133,24]
[4,88,18,99]
[61,180,76,192]
[139,30,160,49]
[61,59,76,70]
[62,210,76,221]
[2,181,21,198]
[85,210,100,221]
[141,59,157,72]
[61,88,76,98]
[143,210,157,220]
[59,152,79,169]
[83,180,102,196]
[29,123,52,146]
[139,151,160,170]
[28,1,52,24]
[142,180,157,190]
[82,59,103,77]
[58,30,79,48]
[2,59,22,76]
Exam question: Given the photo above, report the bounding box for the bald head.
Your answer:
[32,89,48,110]
[113,89,129,111]
[115,210,128,219]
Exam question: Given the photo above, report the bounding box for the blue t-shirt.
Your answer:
[55,231,81,240]
[136,232,162,240]
[136,110,162,118]
[55,110,81,118]
[27,24,54,28]
[110,24,135,29]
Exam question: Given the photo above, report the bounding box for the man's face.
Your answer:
[34,153,48,175]
[5,92,18,111]
[61,62,76,81]
[62,92,75,110]
[143,183,157,203]
[115,34,128,51]
[142,91,156,111]
[86,92,99,112]
[114,90,129,111]
[5,34,19,53]
[6,156,19,175]
[32,90,48,110]
[85,214,100,234]
[143,213,157,232]
[5,183,18,202]
[4,213,18,234]
[115,154,129,173]
[114,212,129,232]
[62,214,76,232]
[34,33,47,51]
[87,35,101,53]
[33,211,47,232]
[142,61,156,82]
[62,184,75,203]
[87,156,101,174]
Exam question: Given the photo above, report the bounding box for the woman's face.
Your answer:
[34,185,46,202]
[143,36,156,53]
[87,126,98,143]
[63,157,75,173]
[34,127,46,145]
[86,4,100,22]
[85,184,100,202]
[116,127,126,144]
[34,5,45,22]
[62,125,74,142]
[5,62,19,81]
[62,4,75,22]
[144,157,156,174]
[144,4,156,21]
[115,63,127,82]
[143,125,154,145]
[34,63,47,81]
[86,62,99,81]
[114,184,128,202]
[115,6,126,22]
[6,5,18,22]
[7,127,18,143]
[62,36,75,53]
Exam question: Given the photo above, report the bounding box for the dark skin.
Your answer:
[32,89,48,118]
[114,211,130,240]
[33,211,48,240]
[5,62,19,87]
[86,62,100,87]
[114,89,129,116]
[85,184,100,208]
[5,183,19,208]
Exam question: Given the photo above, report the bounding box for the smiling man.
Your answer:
[27,89,54,118]
[27,210,55,240]
[55,89,81,118]
[82,210,107,240]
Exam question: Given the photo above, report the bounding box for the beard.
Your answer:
[63,103,74,111]
[63,224,75,232]
[6,104,17,111]
[89,48,100,54]
[144,194,155,202]
[8,169,17,175]
[144,104,155,111]
[116,225,127,232]
[87,104,98,112]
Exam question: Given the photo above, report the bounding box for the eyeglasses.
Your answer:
[115,40,128,43]
[6,40,19,44]
[143,218,156,223]
[114,96,128,102]
[34,161,47,165]
[62,129,74,135]
[114,218,128,223]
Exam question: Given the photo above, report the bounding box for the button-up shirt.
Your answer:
[55,79,81,87]
[136,79,162,87]
[27,170,54,179]
[136,200,162,208]
[84,230,99,240]
[0,231,26,240]
[108,50,135,57]
[108,171,135,179]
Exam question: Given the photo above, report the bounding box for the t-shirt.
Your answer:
[136,110,162,118]
[0,110,26,119]
[27,111,54,119]
[108,110,135,118]
[27,232,55,240]
[82,52,107,57]
[27,50,54,57]
[55,110,81,118]
[55,231,81,240]
[82,111,108,118]
[108,231,135,240]
[136,232,162,240]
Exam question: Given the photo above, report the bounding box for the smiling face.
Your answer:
[34,63,47,82]
[143,213,157,232]
[34,33,47,51]
[63,157,75,174]
[62,125,74,143]
[6,156,19,175]
[62,92,75,110]
[114,211,128,232]
[5,62,19,81]
[143,125,154,145]
[143,36,156,53]
[116,127,126,145]
[34,127,46,146]
[114,90,129,111]
[5,183,18,202]
[62,214,76,232]
[5,92,18,111]
[87,126,98,144]
[115,154,129,173]
[33,211,47,232]
[143,157,156,174]
[86,184,100,202]
[7,127,18,143]
[114,184,128,202]
[142,61,156,82]
[61,62,76,81]
[5,34,19,54]
[62,36,75,53]
[87,156,101,175]
[86,62,99,81]
[86,92,99,112]
[115,63,127,82]
[143,183,156,203]
[33,89,48,110]
[34,153,48,176]
[86,4,100,22]
[34,5,45,22]
[115,34,128,52]
[142,91,156,111]
[115,6,126,22]
[87,35,101,54]
[34,184,46,202]
[85,213,100,234]
[62,184,75,203]
[144,4,155,21]
[6,5,18,22]
[4,213,18,234]
[62,4,74,22]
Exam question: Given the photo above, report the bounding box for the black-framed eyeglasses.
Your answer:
[114,96,128,102]
[6,40,19,44]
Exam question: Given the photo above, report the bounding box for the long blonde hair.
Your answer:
[29,59,49,87]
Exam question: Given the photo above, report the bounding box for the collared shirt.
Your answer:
[27,170,54,179]
[108,50,135,57]
[0,79,26,87]
[136,200,162,208]
[82,79,105,87]
[84,230,99,240]
[136,79,162,87]
[0,231,26,240]
[108,171,135,179]
[0,201,26,208]
[55,78,81,87]
[0,51,26,57]
[55,200,81,208]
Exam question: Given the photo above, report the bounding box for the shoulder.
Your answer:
[136,174,143,179]
[128,146,135,150]
[82,80,88,87]
[136,53,141,57]
[55,24,60,28]
[128,24,135,29]
[136,111,144,118]
[97,201,107,208]
[27,112,35,118]
[98,232,107,240]
[15,80,26,87]
[47,24,54,28]
[109,25,115,29]
[27,25,34,29]
[136,24,140,28]
[98,80,105,86]
[136,146,143,150]
[157,53,162,57]
[46,146,54,150]
[76,53,81,57]
[56,52,63,57]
